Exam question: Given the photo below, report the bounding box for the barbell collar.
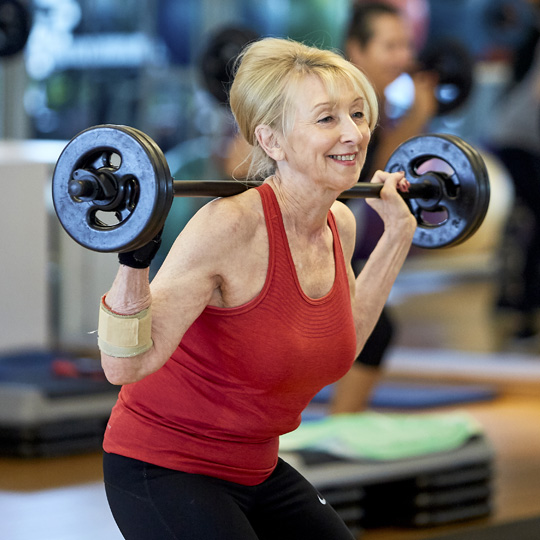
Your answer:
[69,170,107,201]
[68,178,97,200]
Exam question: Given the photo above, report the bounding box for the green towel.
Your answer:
[279,411,483,461]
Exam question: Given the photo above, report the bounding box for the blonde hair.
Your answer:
[229,37,379,180]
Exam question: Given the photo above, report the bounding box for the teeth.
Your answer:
[330,154,355,161]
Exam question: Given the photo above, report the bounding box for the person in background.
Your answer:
[487,1,540,340]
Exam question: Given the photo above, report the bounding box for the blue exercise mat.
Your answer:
[311,381,497,409]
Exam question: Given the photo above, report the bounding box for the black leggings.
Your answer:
[103,453,355,540]
[494,147,540,313]
[355,307,394,367]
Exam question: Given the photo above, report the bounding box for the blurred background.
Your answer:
[1,1,540,539]
[2,0,537,353]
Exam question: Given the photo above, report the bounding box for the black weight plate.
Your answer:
[52,125,173,253]
[0,0,31,57]
[440,133,490,241]
[198,25,259,105]
[116,125,174,251]
[385,133,490,249]
[418,39,474,116]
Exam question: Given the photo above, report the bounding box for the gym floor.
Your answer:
[1,252,540,540]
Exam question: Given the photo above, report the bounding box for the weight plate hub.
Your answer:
[385,134,490,249]
[52,125,173,253]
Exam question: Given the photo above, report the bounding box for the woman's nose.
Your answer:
[340,117,364,144]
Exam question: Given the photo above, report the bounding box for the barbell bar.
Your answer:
[52,124,490,253]
[68,177,439,201]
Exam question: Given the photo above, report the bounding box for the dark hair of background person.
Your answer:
[345,2,400,47]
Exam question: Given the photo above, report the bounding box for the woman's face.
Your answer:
[277,75,371,192]
[346,13,414,94]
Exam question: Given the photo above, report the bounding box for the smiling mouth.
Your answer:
[328,153,356,161]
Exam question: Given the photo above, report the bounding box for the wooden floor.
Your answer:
[1,255,540,540]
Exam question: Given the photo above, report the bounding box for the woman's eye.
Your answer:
[318,116,333,124]
[352,111,365,120]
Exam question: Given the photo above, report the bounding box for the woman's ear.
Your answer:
[255,125,285,161]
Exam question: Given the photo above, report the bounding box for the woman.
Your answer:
[99,37,416,539]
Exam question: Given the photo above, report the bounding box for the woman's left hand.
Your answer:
[365,170,417,239]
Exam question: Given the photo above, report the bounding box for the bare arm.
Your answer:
[100,200,235,385]
[334,171,416,356]
[354,171,416,354]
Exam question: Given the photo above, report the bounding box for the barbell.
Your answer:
[51,124,490,253]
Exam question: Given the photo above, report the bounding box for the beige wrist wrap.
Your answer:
[98,299,153,357]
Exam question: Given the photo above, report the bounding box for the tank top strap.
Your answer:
[255,183,281,263]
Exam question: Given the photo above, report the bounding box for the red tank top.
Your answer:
[103,183,357,486]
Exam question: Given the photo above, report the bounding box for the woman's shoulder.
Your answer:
[185,188,265,243]
[330,200,356,230]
